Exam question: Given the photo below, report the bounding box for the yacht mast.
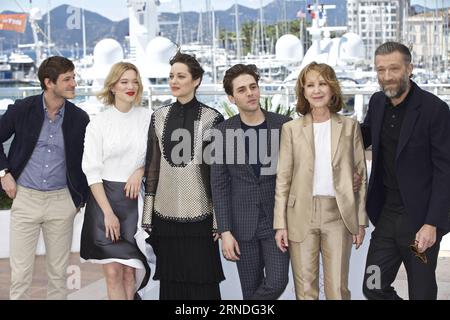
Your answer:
[177,0,184,45]
[234,0,241,59]
[46,0,51,55]
[205,0,212,43]
[211,4,217,84]
[197,8,203,43]
[82,2,86,59]
[442,0,449,72]
[309,0,322,57]
[259,0,265,54]
[28,9,43,66]
[282,0,288,34]
[433,0,437,74]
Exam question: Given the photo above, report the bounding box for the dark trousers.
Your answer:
[362,208,441,300]
[236,237,290,300]
[236,215,290,300]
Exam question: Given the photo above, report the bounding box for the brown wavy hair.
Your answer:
[38,56,75,90]
[223,64,260,96]
[295,62,344,115]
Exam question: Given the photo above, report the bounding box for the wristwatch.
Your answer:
[0,169,10,178]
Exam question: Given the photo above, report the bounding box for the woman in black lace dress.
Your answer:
[142,52,225,299]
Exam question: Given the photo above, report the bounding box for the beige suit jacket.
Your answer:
[274,113,369,242]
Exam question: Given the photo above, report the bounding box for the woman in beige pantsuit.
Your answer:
[274,62,369,300]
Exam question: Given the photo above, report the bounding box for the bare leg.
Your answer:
[123,266,136,300]
[103,263,127,300]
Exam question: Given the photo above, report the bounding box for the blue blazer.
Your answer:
[361,81,450,233]
[0,93,90,208]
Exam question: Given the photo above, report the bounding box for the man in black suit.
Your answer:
[211,64,290,300]
[361,42,450,300]
[0,56,89,299]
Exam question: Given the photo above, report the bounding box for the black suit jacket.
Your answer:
[0,93,90,208]
[211,110,291,241]
[361,81,450,233]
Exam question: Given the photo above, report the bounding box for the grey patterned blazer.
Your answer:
[211,110,292,241]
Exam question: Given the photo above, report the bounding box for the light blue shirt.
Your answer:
[17,97,67,191]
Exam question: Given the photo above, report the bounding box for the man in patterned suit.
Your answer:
[211,64,291,300]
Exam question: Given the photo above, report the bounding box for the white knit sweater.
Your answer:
[82,105,151,186]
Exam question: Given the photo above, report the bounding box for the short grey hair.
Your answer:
[375,42,412,65]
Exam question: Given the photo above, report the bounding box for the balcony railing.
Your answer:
[2,83,450,117]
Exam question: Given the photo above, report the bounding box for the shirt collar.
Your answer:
[174,96,198,110]
[42,95,66,117]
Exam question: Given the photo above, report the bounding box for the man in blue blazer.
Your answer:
[211,64,290,299]
[0,56,90,299]
[361,42,450,300]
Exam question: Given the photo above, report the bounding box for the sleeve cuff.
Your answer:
[86,175,103,186]
[142,194,154,228]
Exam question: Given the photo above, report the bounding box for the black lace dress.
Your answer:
[142,97,225,299]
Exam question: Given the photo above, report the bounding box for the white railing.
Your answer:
[2,83,450,105]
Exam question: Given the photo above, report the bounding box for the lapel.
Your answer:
[330,113,343,161]
[301,113,315,157]
[62,100,72,138]
[372,93,386,155]
[29,94,45,143]
[259,109,273,180]
[396,84,421,160]
[260,110,287,180]
[261,109,272,158]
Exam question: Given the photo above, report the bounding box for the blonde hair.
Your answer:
[97,62,144,106]
[295,62,344,115]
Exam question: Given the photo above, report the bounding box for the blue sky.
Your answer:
[1,0,448,21]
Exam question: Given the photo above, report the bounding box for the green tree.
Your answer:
[238,20,311,55]
[218,28,236,49]
[0,193,12,210]
[241,21,257,55]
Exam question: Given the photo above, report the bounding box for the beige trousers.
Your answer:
[9,186,77,300]
[289,196,353,300]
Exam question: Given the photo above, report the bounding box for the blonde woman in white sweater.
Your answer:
[80,62,151,300]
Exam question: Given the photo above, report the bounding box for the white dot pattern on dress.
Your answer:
[150,103,221,223]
